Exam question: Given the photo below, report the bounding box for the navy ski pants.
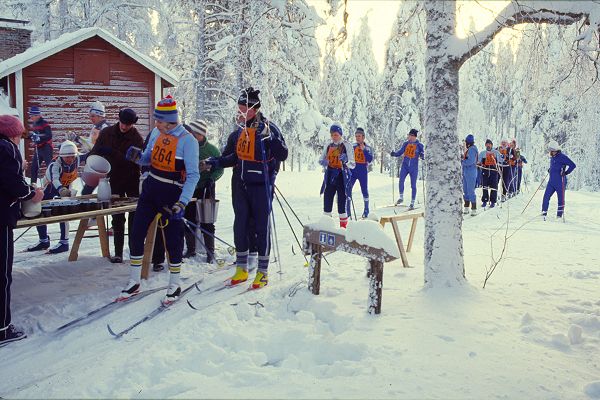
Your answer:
[0,225,14,330]
[232,180,272,262]
[36,184,68,242]
[481,168,499,204]
[323,171,347,214]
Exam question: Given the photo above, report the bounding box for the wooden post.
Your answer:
[407,216,419,253]
[368,259,384,315]
[96,215,110,258]
[308,243,322,295]
[141,214,160,279]
[68,218,89,262]
[391,220,410,268]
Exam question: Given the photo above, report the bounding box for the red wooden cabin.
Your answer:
[0,27,178,165]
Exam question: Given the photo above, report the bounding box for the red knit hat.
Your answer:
[0,115,25,138]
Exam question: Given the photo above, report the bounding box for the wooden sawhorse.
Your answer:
[379,211,424,268]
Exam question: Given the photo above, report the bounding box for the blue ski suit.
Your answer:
[462,144,479,203]
[350,142,373,213]
[212,114,288,273]
[542,151,576,217]
[390,140,424,202]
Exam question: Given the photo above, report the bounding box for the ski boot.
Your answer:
[470,205,477,216]
[26,238,50,252]
[118,279,140,300]
[0,324,26,346]
[489,202,496,209]
[153,263,165,272]
[395,195,404,206]
[481,201,487,208]
[110,255,123,263]
[463,201,470,215]
[47,242,69,254]
[230,266,249,286]
[162,284,181,305]
[252,270,268,289]
[541,211,547,221]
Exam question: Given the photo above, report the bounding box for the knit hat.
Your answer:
[355,127,365,135]
[485,139,493,145]
[547,140,561,152]
[0,115,25,138]
[89,101,106,117]
[59,140,78,157]
[119,108,138,125]
[409,128,419,137]
[154,95,178,123]
[237,87,261,108]
[28,106,42,115]
[187,119,208,136]
[330,123,343,135]
[465,134,475,144]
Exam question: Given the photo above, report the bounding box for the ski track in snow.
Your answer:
[2,170,600,399]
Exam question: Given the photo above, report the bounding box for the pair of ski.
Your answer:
[107,278,263,339]
[382,204,420,212]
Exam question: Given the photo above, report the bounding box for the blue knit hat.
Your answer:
[154,95,178,123]
[409,128,419,137]
[465,134,475,144]
[330,123,343,135]
[28,106,42,115]
[355,127,365,135]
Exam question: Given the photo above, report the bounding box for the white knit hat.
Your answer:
[59,140,78,157]
[89,101,106,117]
[547,140,561,152]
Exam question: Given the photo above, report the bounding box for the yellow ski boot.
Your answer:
[230,266,248,286]
[251,270,268,290]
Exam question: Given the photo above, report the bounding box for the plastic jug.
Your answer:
[97,177,112,204]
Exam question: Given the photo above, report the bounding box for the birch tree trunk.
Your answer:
[423,1,466,287]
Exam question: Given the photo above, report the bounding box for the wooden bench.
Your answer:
[303,226,398,315]
[378,211,424,268]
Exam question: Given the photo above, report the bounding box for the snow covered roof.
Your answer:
[0,17,32,30]
[0,27,178,85]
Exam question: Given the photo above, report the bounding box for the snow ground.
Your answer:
[3,169,600,399]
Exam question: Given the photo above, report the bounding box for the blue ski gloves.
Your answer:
[339,153,348,163]
[164,201,185,220]
[125,146,142,163]
[319,158,329,167]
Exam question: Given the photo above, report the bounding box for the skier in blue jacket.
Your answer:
[27,106,53,184]
[390,128,424,209]
[462,134,479,216]
[121,95,200,303]
[541,140,576,219]
[350,127,374,218]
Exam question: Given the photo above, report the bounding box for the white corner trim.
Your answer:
[15,70,25,156]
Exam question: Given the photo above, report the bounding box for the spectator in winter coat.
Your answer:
[390,128,425,209]
[121,95,200,304]
[319,123,356,228]
[89,108,144,263]
[27,106,53,185]
[182,120,224,263]
[508,139,520,195]
[350,127,374,218]
[478,139,503,208]
[541,140,576,219]
[462,134,479,216]
[204,87,288,289]
[0,115,44,346]
[26,140,89,254]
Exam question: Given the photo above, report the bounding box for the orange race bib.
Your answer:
[60,169,78,187]
[151,133,178,172]
[484,152,496,166]
[354,147,366,164]
[404,143,417,159]
[236,127,256,161]
[327,146,342,169]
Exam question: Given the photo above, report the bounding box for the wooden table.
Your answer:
[379,211,424,268]
[16,196,160,279]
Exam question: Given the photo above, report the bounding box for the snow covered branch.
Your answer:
[451,1,600,67]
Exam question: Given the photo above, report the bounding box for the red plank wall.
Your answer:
[22,36,156,165]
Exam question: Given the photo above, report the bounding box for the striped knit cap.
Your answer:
[154,95,178,123]
[187,119,208,136]
[89,101,105,117]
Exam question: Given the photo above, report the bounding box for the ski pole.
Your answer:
[182,217,235,254]
[521,172,548,215]
[274,185,304,227]
[273,191,309,264]
[13,226,32,243]
[182,219,226,267]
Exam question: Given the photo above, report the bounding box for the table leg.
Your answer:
[391,220,409,268]
[141,214,160,280]
[97,215,110,258]
[308,243,322,295]
[407,217,419,253]
[368,259,383,315]
[68,218,88,262]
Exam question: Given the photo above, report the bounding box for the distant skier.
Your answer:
[462,134,479,216]
[350,127,373,218]
[478,139,503,208]
[27,106,53,185]
[541,140,576,220]
[319,123,355,228]
[390,128,424,209]
[497,138,515,202]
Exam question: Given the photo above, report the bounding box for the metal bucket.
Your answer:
[197,199,219,224]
